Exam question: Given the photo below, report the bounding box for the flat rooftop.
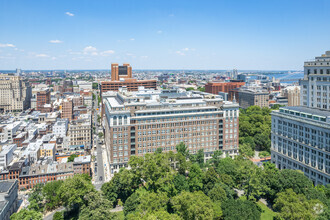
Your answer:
[0,180,16,193]
[283,106,330,118]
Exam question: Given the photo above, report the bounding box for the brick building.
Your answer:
[61,98,73,121]
[36,88,51,112]
[104,88,239,174]
[205,80,245,101]
[101,63,156,93]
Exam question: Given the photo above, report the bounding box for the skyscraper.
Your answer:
[271,51,330,185]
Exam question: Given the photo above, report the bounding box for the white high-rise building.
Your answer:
[300,51,330,109]
[271,51,330,185]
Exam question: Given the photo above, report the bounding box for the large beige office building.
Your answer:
[238,89,269,109]
[281,86,300,106]
[68,114,92,151]
[104,87,239,174]
[0,74,31,112]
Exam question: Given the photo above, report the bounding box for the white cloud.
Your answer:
[83,46,97,55]
[51,57,57,60]
[101,50,115,56]
[130,38,135,41]
[0,43,15,48]
[169,14,175,17]
[81,46,115,57]
[141,56,148,59]
[49,40,63,44]
[35,54,49,58]
[176,51,185,56]
[157,30,163,34]
[66,12,74,16]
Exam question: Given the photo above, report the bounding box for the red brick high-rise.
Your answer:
[205,81,245,101]
[36,88,50,111]
[101,63,156,93]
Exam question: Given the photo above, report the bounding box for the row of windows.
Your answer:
[136,128,217,136]
[273,137,330,172]
[137,141,218,148]
[307,69,330,75]
[274,155,330,184]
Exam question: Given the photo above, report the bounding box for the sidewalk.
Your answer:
[101,144,111,182]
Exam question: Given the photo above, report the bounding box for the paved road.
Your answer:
[93,93,105,190]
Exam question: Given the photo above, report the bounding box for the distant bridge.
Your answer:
[279,78,301,82]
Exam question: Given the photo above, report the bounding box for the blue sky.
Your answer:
[0,0,330,70]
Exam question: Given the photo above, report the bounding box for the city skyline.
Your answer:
[1,0,330,70]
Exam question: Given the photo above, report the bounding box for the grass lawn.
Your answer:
[258,201,276,220]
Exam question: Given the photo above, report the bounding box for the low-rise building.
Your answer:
[0,145,17,170]
[53,119,68,137]
[19,162,74,190]
[0,180,18,220]
[73,155,91,176]
[40,143,55,159]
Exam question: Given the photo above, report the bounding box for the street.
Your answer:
[92,92,108,190]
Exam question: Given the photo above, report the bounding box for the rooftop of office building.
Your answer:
[103,87,237,112]
[274,106,330,123]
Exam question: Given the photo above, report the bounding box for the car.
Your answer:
[99,176,103,181]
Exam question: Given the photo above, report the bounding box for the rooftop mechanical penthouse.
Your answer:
[103,87,239,174]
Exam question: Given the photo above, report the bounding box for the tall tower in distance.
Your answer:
[111,63,132,81]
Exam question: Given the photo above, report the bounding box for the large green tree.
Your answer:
[28,184,44,212]
[273,189,323,220]
[78,191,116,220]
[10,209,43,220]
[188,163,204,192]
[42,180,63,211]
[102,168,141,207]
[171,191,215,220]
[58,174,95,209]
[221,199,261,220]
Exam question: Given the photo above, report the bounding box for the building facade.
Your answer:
[0,75,31,112]
[205,81,245,101]
[68,115,92,150]
[301,51,330,109]
[281,86,301,106]
[36,88,50,112]
[111,63,132,81]
[104,88,239,174]
[271,51,330,185]
[61,98,73,120]
[271,107,330,185]
[101,63,157,92]
[238,89,269,109]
